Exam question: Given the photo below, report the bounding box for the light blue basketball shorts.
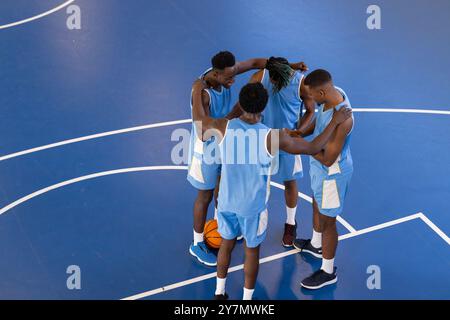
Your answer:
[187,156,220,190]
[310,169,353,218]
[217,209,268,248]
[272,153,303,182]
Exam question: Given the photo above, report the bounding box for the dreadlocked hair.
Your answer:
[265,56,294,92]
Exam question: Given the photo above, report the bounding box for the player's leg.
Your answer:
[243,243,260,300]
[282,179,298,247]
[293,198,323,258]
[300,213,338,290]
[238,209,268,300]
[214,237,236,300]
[193,189,213,234]
[215,211,240,300]
[189,189,217,266]
[278,154,303,247]
[213,175,220,220]
[300,174,351,289]
[320,213,338,263]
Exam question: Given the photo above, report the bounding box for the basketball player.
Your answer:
[292,69,354,290]
[191,79,352,300]
[187,51,308,267]
[232,57,317,247]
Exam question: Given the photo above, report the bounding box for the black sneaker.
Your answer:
[213,293,229,300]
[293,239,322,258]
[301,267,337,290]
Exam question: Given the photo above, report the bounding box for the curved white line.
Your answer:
[1,108,449,163]
[0,166,188,216]
[0,0,75,30]
[0,165,332,230]
[0,119,191,162]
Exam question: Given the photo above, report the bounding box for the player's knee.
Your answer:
[320,214,337,230]
[284,180,297,191]
[221,239,235,251]
[244,245,260,256]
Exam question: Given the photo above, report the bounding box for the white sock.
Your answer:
[214,207,218,220]
[321,257,335,274]
[310,229,322,248]
[215,277,226,295]
[286,206,297,225]
[243,287,254,300]
[193,230,204,246]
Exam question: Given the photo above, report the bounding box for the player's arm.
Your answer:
[267,107,352,155]
[312,117,353,167]
[297,96,315,135]
[235,58,308,75]
[191,79,228,141]
[234,58,268,75]
[296,79,316,135]
[225,70,264,120]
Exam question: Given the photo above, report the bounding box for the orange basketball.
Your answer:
[204,219,222,249]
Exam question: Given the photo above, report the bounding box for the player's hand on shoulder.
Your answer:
[332,105,352,124]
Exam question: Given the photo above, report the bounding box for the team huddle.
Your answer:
[186,51,354,300]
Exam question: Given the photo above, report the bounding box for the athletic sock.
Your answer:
[193,230,204,246]
[215,277,226,295]
[321,257,335,274]
[286,206,297,225]
[243,287,254,300]
[310,229,322,248]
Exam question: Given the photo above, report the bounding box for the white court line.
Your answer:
[0,0,75,30]
[418,212,450,245]
[122,211,442,300]
[0,119,191,162]
[1,108,449,162]
[353,108,450,115]
[338,213,422,241]
[0,164,446,297]
[0,166,357,236]
[0,166,188,216]
[270,181,357,233]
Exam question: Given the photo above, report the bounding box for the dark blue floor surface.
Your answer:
[0,0,449,299]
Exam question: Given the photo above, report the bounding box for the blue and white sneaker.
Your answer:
[189,242,217,267]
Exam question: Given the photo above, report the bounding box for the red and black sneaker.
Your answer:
[282,221,297,247]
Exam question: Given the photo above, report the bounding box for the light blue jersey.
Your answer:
[217,118,273,247]
[187,68,232,190]
[310,87,354,176]
[309,87,354,217]
[217,119,273,217]
[260,69,304,181]
[261,70,303,131]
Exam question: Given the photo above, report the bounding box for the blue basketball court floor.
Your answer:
[0,0,449,299]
